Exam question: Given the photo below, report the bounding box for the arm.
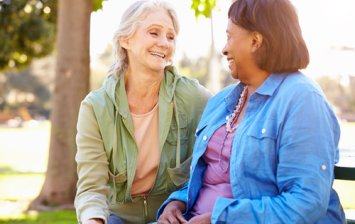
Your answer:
[211,91,339,223]
[75,100,110,223]
[157,200,187,224]
[156,182,189,220]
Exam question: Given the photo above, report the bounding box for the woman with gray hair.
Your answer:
[74,0,211,223]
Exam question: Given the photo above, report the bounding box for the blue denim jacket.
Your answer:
[157,72,346,224]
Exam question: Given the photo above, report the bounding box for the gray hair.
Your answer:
[108,0,180,76]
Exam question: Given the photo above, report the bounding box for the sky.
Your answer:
[90,0,355,77]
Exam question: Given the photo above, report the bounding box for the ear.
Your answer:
[251,32,263,52]
[119,36,130,50]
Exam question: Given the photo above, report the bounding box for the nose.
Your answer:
[222,45,228,56]
[158,36,169,48]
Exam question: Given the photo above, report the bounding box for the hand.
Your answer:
[157,200,187,224]
[187,212,211,224]
[82,218,104,224]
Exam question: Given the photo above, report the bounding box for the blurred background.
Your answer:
[0,0,354,222]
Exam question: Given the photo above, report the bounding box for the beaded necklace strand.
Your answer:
[219,85,248,172]
[226,85,248,132]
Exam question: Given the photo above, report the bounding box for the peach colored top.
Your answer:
[130,103,160,196]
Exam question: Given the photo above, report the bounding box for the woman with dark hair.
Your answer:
[156,0,345,223]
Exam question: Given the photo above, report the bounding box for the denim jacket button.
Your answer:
[203,135,207,141]
[261,128,266,134]
[321,165,327,170]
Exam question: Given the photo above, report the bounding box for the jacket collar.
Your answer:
[224,73,289,112]
[103,65,180,118]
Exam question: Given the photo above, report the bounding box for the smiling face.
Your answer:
[120,8,176,74]
[222,20,258,81]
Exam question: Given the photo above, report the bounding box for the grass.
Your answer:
[0,173,77,223]
[0,211,77,224]
[0,121,354,222]
[0,121,49,173]
[0,173,44,201]
[0,121,76,222]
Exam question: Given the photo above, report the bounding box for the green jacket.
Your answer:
[75,66,211,223]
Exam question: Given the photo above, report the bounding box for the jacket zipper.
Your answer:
[143,195,149,222]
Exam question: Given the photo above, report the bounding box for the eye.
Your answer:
[167,34,175,41]
[149,32,158,37]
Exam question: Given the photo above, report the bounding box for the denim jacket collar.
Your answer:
[224,73,290,113]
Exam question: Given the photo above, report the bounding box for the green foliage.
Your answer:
[93,0,108,11]
[0,68,51,118]
[0,0,57,71]
[0,211,77,224]
[191,0,216,19]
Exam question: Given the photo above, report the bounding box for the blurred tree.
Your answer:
[5,69,51,113]
[191,0,223,93]
[29,0,106,210]
[316,75,355,121]
[178,53,234,89]
[0,0,57,70]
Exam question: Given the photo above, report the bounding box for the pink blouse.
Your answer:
[190,124,234,215]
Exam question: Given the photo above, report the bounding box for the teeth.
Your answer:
[150,51,165,58]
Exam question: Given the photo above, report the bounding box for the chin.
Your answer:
[148,62,166,70]
[230,70,239,79]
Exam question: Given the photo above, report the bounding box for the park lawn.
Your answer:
[0,173,77,222]
[0,211,77,224]
[0,121,50,173]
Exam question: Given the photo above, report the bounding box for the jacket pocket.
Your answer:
[166,114,188,146]
[108,170,127,203]
[247,119,278,140]
[167,156,192,188]
[243,119,278,177]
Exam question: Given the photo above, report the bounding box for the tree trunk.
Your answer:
[29,0,92,210]
[207,10,222,93]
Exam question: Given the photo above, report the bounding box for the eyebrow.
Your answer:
[147,24,175,33]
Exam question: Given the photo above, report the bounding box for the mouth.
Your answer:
[150,51,166,59]
[227,58,235,66]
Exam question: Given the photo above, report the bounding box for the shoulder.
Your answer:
[205,84,236,108]
[176,76,211,98]
[82,74,116,106]
[82,86,106,106]
[165,65,211,99]
[275,72,335,117]
[281,72,325,97]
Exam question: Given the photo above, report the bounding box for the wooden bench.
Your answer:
[334,165,355,224]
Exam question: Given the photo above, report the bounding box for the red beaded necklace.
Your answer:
[218,85,248,172]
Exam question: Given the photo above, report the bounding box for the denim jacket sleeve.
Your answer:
[211,90,340,224]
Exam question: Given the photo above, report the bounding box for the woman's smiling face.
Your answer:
[121,8,176,73]
[222,19,256,81]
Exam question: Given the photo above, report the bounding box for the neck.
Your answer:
[124,68,163,114]
[241,67,270,94]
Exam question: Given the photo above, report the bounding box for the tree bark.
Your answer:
[29,0,92,210]
[207,10,222,93]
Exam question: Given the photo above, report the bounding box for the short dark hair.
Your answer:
[228,0,309,73]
